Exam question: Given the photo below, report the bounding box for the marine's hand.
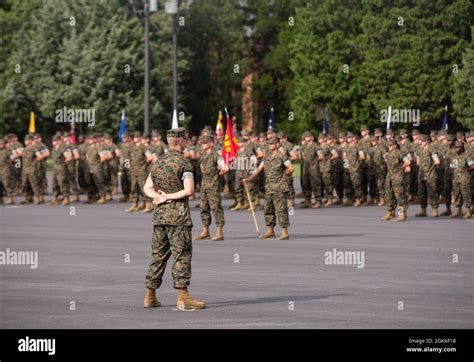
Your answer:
[152,191,168,205]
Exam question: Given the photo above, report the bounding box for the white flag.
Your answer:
[172,109,179,129]
[386,106,392,131]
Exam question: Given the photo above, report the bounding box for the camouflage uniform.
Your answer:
[450,145,472,209]
[301,139,320,204]
[262,144,291,228]
[130,142,151,204]
[343,140,364,201]
[86,143,107,198]
[417,142,439,210]
[234,142,255,205]
[278,137,296,202]
[318,145,333,200]
[51,143,70,198]
[199,147,225,227]
[370,140,387,201]
[21,139,43,199]
[119,140,134,198]
[145,133,194,290]
[384,144,408,213]
[0,140,14,199]
[77,140,92,196]
[65,142,79,197]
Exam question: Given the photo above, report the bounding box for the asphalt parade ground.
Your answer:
[1,180,472,329]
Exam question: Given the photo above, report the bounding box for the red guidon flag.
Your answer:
[222,107,239,164]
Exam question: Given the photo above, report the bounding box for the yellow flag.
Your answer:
[28,112,36,133]
[216,111,223,138]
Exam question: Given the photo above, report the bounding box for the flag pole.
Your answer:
[244,182,260,238]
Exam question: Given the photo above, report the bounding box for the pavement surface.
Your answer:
[1,179,473,329]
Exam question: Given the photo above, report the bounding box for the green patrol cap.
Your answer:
[151,130,160,137]
[167,127,186,138]
[419,134,428,142]
[133,131,142,138]
[360,124,369,131]
[303,131,313,138]
[277,130,287,138]
[438,130,448,136]
[24,134,34,141]
[267,136,279,144]
[338,132,346,137]
[412,129,420,135]
[454,141,464,148]
[388,139,397,146]
[52,135,61,141]
[448,134,456,142]
[456,132,464,137]
[374,128,382,134]
[399,129,408,136]
[346,131,355,138]
[386,129,394,136]
[430,130,438,136]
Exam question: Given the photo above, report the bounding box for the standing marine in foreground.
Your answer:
[142,127,206,310]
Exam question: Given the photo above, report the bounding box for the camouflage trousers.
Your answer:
[234,171,251,203]
[21,171,43,198]
[332,165,344,200]
[302,171,322,201]
[385,174,407,212]
[370,164,386,199]
[52,168,70,197]
[343,168,354,200]
[90,168,108,197]
[108,161,119,188]
[200,191,225,227]
[443,173,453,206]
[264,192,289,228]
[348,168,363,199]
[286,174,295,201]
[145,225,192,290]
[120,169,131,196]
[0,170,14,197]
[418,174,439,209]
[66,161,79,195]
[320,170,332,199]
[452,176,471,208]
[130,172,147,203]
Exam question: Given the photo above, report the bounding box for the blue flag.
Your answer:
[119,110,126,143]
[440,105,448,131]
[268,107,275,130]
[322,108,329,134]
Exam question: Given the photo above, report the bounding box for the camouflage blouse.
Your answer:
[150,149,193,227]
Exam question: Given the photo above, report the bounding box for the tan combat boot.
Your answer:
[343,199,354,207]
[415,208,427,217]
[431,208,439,217]
[33,196,41,205]
[260,226,275,240]
[97,196,106,204]
[195,226,211,240]
[20,197,30,205]
[381,211,394,221]
[48,197,58,206]
[212,226,224,241]
[450,207,462,218]
[440,206,451,216]
[397,211,407,222]
[312,201,321,209]
[105,193,112,201]
[333,198,342,205]
[70,194,79,203]
[125,203,139,212]
[378,198,385,207]
[366,198,374,206]
[279,228,289,240]
[6,197,14,205]
[241,199,250,210]
[287,198,295,209]
[176,288,206,310]
[300,199,311,209]
[464,209,472,219]
[143,202,153,213]
[111,186,118,195]
[39,195,45,204]
[230,201,243,211]
[137,201,146,210]
[325,198,333,206]
[62,196,70,206]
[354,198,362,207]
[118,195,129,203]
[144,288,161,308]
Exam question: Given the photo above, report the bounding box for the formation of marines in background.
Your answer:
[1,126,473,238]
